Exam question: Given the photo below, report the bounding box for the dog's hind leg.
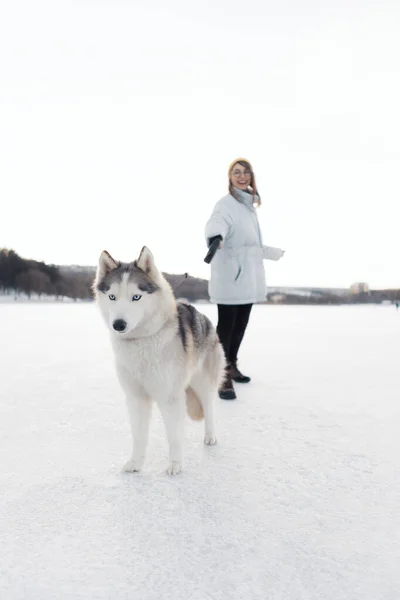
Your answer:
[156,393,186,475]
[190,341,224,446]
[191,374,218,446]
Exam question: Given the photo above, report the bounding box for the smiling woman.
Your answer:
[228,158,261,206]
[205,158,285,400]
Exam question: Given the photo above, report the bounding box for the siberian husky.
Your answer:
[94,246,225,475]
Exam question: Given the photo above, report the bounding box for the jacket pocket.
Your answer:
[234,265,242,281]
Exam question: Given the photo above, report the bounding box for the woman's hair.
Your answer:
[228,158,261,206]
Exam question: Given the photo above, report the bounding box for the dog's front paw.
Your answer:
[122,457,144,473]
[204,434,217,445]
[166,461,182,476]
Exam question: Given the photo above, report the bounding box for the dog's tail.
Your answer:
[185,387,204,421]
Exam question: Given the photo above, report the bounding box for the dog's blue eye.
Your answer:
[132,294,142,302]
[109,294,116,301]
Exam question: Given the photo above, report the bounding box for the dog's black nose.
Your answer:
[113,319,127,332]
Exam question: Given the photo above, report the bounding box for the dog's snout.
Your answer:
[113,319,127,332]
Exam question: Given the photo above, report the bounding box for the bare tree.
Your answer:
[33,270,52,298]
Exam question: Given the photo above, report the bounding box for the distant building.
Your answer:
[350,282,370,295]
[268,294,286,303]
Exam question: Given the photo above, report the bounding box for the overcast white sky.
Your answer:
[1,0,399,288]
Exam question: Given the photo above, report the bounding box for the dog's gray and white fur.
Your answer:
[94,246,225,475]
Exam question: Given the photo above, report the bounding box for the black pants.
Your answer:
[216,304,253,365]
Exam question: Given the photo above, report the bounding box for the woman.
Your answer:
[205,158,284,400]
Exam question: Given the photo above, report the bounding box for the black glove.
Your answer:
[204,235,222,264]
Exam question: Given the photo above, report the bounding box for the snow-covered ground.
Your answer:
[1,303,399,600]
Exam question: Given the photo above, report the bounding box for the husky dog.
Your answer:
[94,246,225,475]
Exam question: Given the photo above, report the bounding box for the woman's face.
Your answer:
[230,163,252,191]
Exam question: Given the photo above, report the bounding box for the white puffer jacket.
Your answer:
[205,189,284,304]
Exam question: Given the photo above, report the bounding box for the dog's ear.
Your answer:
[136,246,156,276]
[97,250,118,277]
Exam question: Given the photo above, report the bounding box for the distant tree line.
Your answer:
[163,273,209,302]
[0,249,93,301]
[0,249,210,302]
[1,248,398,304]
[267,289,400,304]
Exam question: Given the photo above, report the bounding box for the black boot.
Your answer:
[218,371,236,400]
[229,361,251,384]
